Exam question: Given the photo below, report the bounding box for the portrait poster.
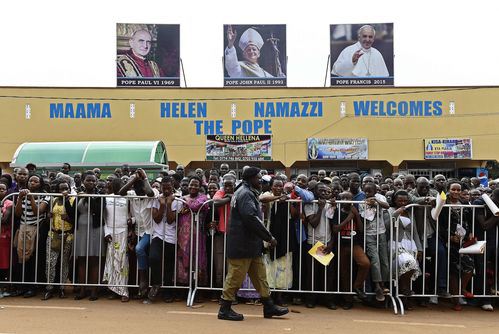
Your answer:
[424,138,472,159]
[223,24,286,87]
[308,138,368,160]
[117,23,180,87]
[206,135,272,161]
[330,23,394,86]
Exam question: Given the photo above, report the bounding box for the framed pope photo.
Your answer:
[117,23,180,87]
[223,24,287,87]
[330,23,394,86]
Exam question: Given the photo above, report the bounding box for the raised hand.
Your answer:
[227,25,237,48]
[352,49,364,65]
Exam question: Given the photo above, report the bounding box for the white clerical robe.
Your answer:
[332,42,389,77]
[224,46,274,78]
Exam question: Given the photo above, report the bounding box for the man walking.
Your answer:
[218,167,289,321]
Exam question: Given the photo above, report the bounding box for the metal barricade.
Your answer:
[188,198,399,314]
[0,192,194,304]
[390,202,498,315]
[2,190,496,315]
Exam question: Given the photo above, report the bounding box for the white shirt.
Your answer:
[332,42,389,77]
[151,198,182,244]
[359,193,388,236]
[304,203,332,245]
[127,188,160,237]
[104,197,129,236]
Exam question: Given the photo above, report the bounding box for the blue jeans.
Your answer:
[135,233,150,270]
[427,234,447,290]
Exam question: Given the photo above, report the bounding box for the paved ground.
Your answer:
[1,296,498,334]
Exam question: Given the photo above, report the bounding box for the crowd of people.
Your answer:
[0,162,498,314]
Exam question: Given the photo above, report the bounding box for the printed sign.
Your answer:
[206,135,272,161]
[117,23,180,87]
[330,23,394,86]
[424,138,472,159]
[308,138,368,160]
[223,24,286,87]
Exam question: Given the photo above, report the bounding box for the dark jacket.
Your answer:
[227,182,273,259]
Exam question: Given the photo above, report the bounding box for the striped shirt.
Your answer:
[19,195,50,225]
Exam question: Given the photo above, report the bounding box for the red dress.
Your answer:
[0,200,13,269]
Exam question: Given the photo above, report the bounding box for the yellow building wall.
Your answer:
[0,86,498,168]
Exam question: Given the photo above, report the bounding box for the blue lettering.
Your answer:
[215,120,223,134]
[50,103,64,118]
[101,103,111,118]
[398,102,408,116]
[433,101,442,116]
[188,103,196,118]
[242,120,252,134]
[318,102,323,117]
[301,102,309,117]
[160,103,169,117]
[180,103,187,118]
[87,103,100,118]
[371,101,379,116]
[232,120,241,134]
[172,103,179,118]
[290,102,300,117]
[254,102,265,117]
[409,101,422,116]
[204,120,215,134]
[354,101,369,116]
[75,103,86,118]
[197,103,207,118]
[276,102,289,117]
[253,120,263,133]
[64,104,74,118]
[387,101,396,116]
[424,101,432,116]
[265,103,275,117]
[379,101,386,116]
[194,120,203,135]
[264,120,272,134]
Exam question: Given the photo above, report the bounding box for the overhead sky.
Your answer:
[1,0,498,87]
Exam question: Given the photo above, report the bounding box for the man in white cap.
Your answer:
[224,25,273,78]
[331,25,389,77]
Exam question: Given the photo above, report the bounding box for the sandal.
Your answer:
[121,296,130,302]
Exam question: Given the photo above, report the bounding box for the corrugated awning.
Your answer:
[10,141,168,169]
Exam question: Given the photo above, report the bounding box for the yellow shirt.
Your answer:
[52,197,75,232]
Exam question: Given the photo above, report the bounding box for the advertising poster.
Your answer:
[330,23,394,86]
[223,24,286,87]
[206,135,272,161]
[424,138,472,159]
[308,138,368,160]
[117,23,180,87]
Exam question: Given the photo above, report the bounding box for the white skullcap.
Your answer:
[238,28,264,51]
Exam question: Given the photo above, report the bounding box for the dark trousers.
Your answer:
[303,243,335,304]
[148,238,175,287]
[427,234,448,292]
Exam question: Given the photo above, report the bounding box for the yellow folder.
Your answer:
[308,241,334,266]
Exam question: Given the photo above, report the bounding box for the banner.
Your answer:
[330,23,394,87]
[308,138,368,160]
[223,24,286,87]
[424,138,472,159]
[206,135,272,161]
[117,23,180,87]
